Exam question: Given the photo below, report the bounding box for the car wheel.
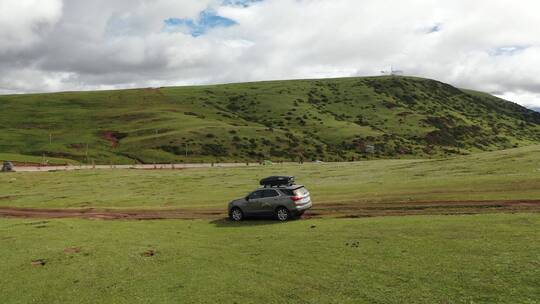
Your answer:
[230,207,244,221]
[276,207,290,221]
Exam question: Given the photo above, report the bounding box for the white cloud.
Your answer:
[0,0,540,108]
[496,91,540,109]
[0,0,63,52]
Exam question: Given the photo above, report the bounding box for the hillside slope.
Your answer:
[0,76,539,164]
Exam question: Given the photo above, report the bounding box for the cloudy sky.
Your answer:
[1,0,540,109]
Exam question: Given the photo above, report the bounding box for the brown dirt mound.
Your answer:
[0,200,539,220]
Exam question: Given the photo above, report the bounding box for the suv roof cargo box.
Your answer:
[259,176,295,187]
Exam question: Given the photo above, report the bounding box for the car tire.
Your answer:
[230,207,244,221]
[276,207,290,221]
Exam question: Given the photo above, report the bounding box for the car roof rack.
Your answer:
[259,176,295,188]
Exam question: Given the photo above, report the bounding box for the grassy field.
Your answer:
[1,146,539,303]
[0,153,78,165]
[1,76,539,164]
[0,145,538,209]
[1,213,539,303]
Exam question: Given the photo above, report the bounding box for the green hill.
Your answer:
[0,76,539,164]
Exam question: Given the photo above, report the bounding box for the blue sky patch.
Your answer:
[164,9,237,37]
[428,23,442,33]
[490,45,529,56]
[222,0,263,7]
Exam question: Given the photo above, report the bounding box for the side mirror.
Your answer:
[245,196,250,201]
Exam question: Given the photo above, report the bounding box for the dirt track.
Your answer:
[1,200,539,220]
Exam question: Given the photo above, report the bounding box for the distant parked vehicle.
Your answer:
[1,161,14,172]
[228,176,312,222]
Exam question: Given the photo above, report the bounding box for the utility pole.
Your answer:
[49,133,52,145]
[185,143,188,158]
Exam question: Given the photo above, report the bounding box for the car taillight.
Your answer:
[291,196,302,201]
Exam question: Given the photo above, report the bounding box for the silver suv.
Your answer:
[228,176,312,221]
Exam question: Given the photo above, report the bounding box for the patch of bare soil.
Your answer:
[31,259,46,266]
[101,131,119,148]
[142,249,156,257]
[100,131,127,148]
[0,200,539,220]
[64,247,81,254]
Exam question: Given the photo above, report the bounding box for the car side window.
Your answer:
[248,190,264,200]
[279,189,294,196]
[262,189,279,198]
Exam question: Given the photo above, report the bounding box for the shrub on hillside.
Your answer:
[201,143,229,156]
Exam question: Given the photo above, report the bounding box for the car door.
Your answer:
[244,190,264,215]
[259,189,281,215]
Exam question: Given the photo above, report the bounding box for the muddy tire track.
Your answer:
[0,200,539,220]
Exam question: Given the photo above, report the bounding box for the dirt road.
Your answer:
[1,200,539,220]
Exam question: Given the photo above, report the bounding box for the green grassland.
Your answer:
[0,153,78,165]
[1,145,538,209]
[1,214,539,303]
[1,76,539,164]
[1,77,539,303]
